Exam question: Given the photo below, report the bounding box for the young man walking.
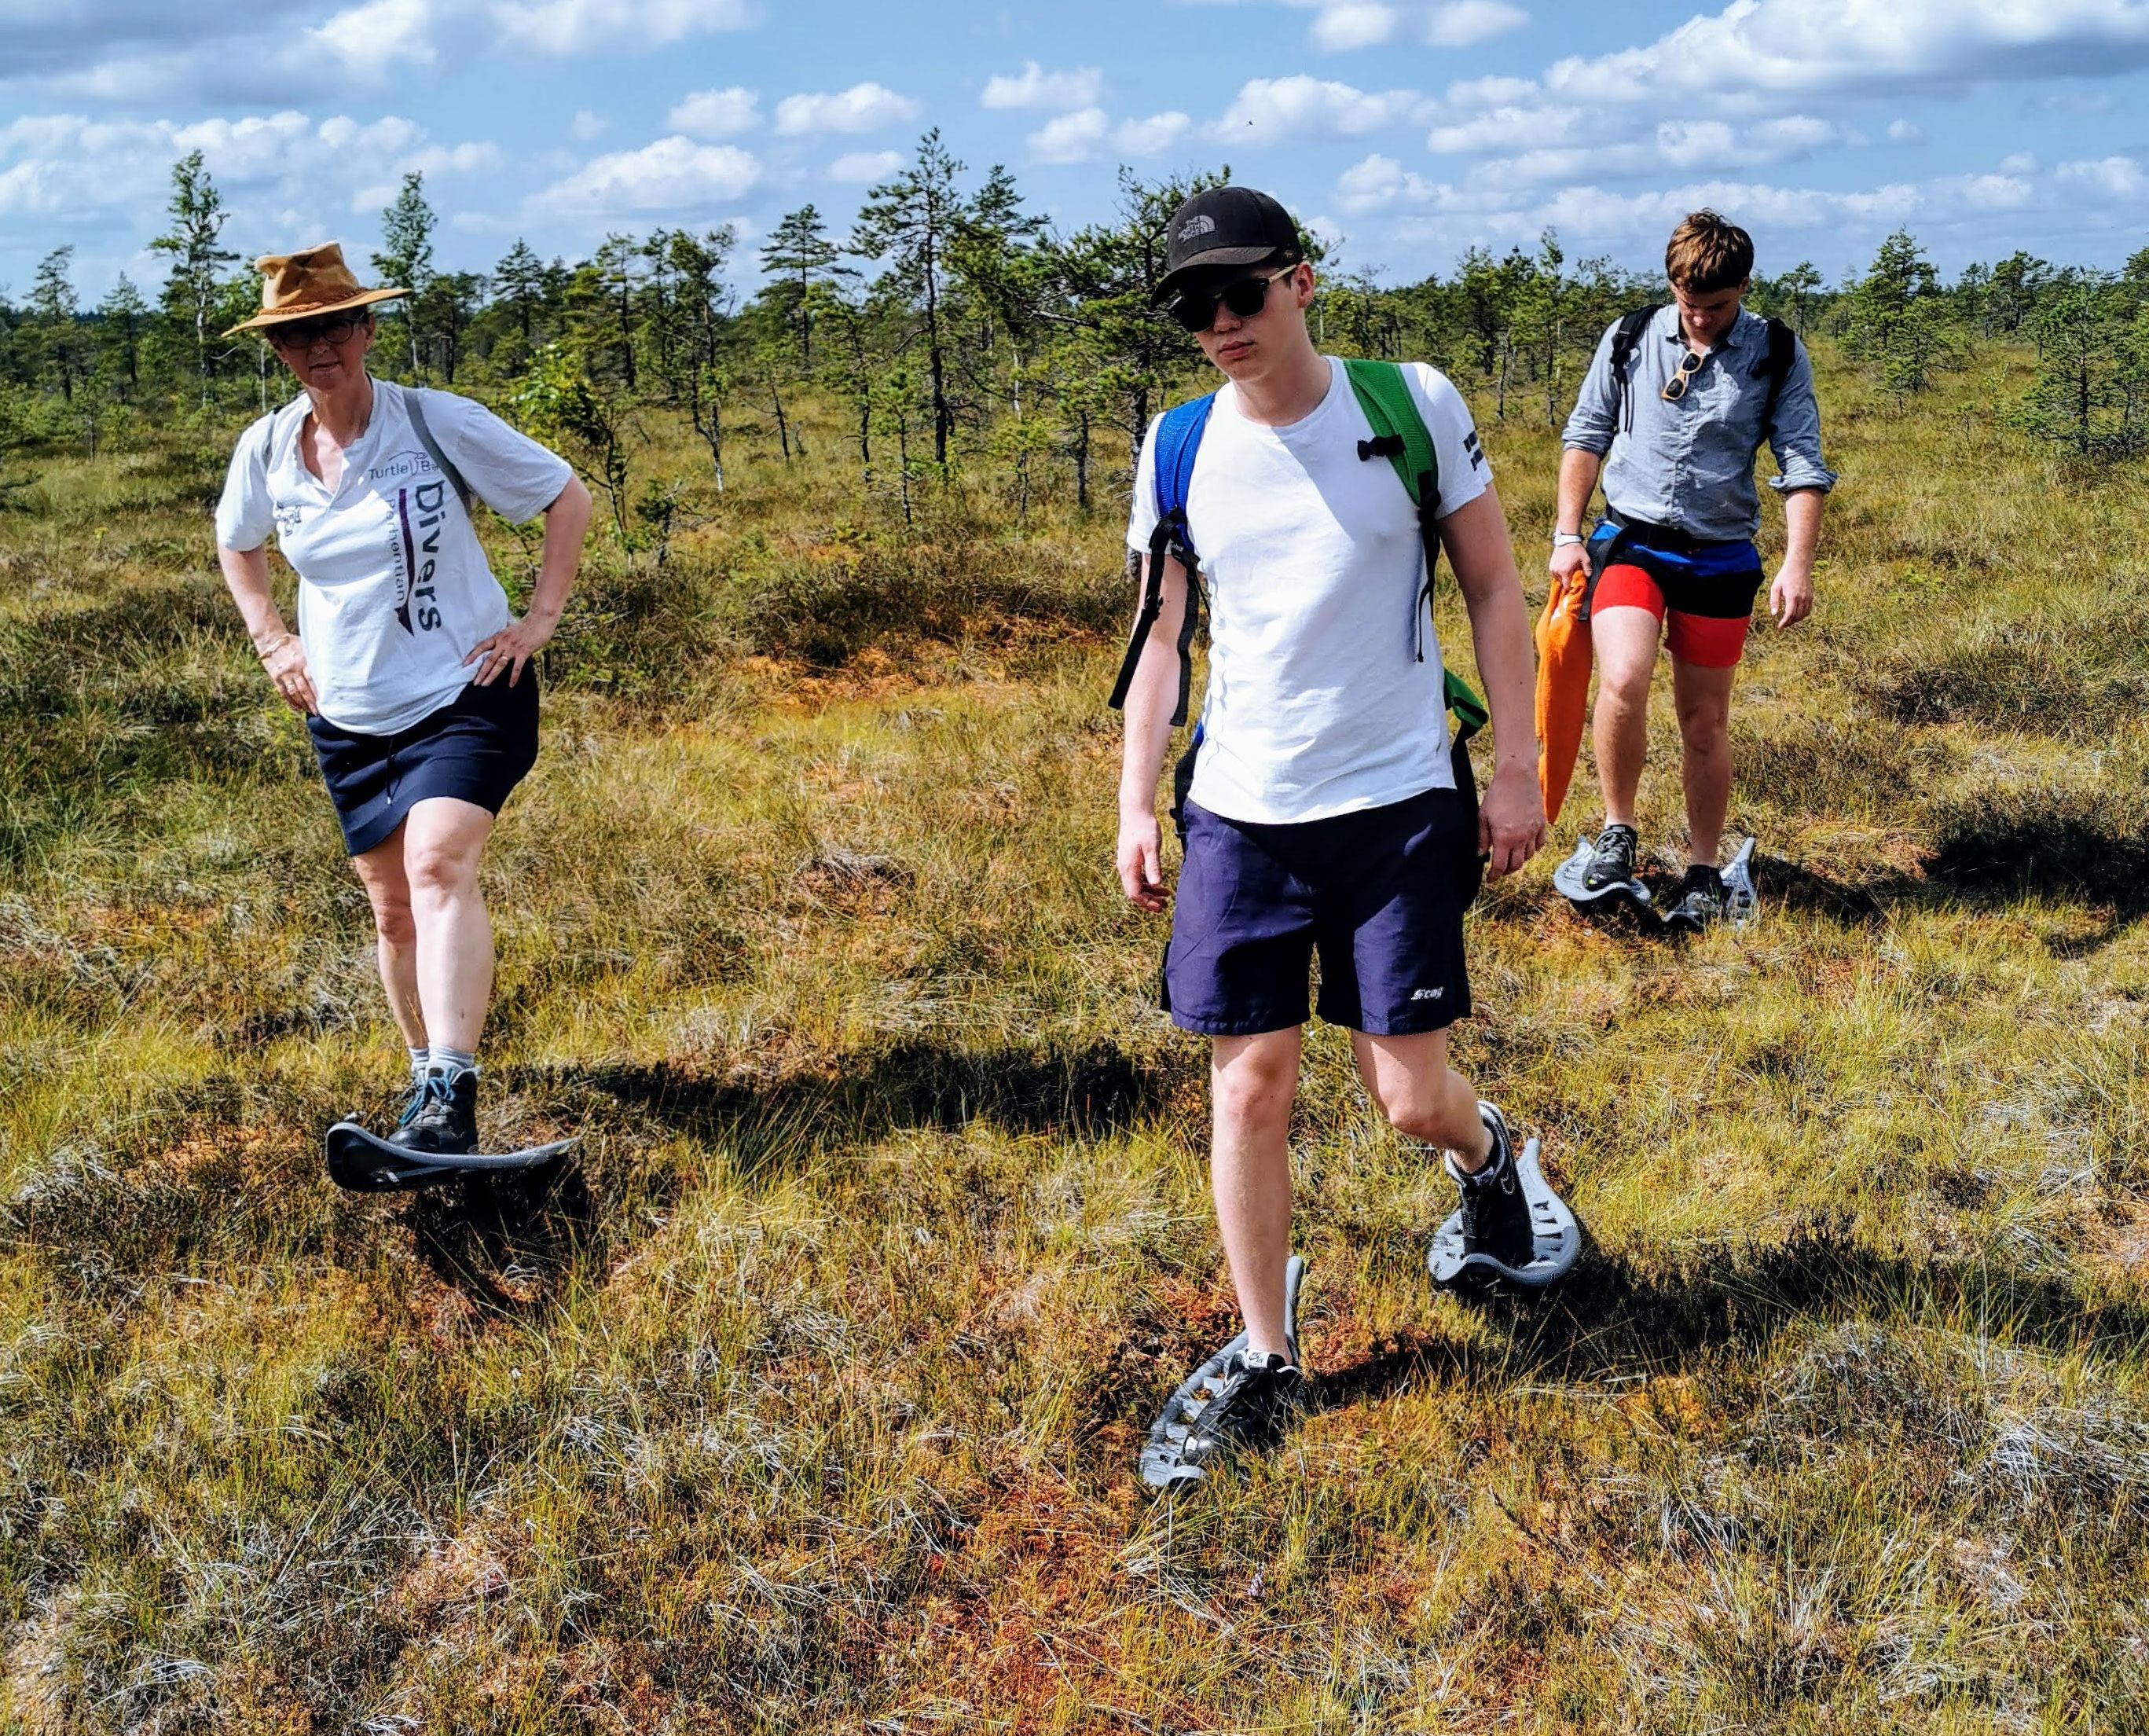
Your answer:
[1114,185,1552,1484]
[1554,211,1836,926]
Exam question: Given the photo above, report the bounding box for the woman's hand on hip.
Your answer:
[259,632,317,714]
[466,613,556,687]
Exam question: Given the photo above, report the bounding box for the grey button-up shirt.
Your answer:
[1562,305,1838,544]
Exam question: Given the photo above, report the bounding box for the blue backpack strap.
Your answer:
[1108,394,1216,721]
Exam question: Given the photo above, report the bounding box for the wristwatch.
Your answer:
[1551,531,1585,549]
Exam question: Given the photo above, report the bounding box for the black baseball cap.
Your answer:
[1153,185,1304,306]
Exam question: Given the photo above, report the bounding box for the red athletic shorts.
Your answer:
[1589,538,1766,670]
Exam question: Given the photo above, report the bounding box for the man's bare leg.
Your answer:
[1590,605,1663,830]
[1670,655,1737,868]
[1212,1028,1303,1358]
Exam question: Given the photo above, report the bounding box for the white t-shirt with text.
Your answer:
[1127,356,1491,826]
[216,379,574,736]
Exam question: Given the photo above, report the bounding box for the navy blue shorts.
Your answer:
[306,672,539,857]
[1163,789,1476,1037]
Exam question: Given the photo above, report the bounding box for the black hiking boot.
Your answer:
[1582,823,1639,892]
[1154,1348,1305,1485]
[389,1068,479,1157]
[1445,1103,1535,1273]
[1666,864,1727,930]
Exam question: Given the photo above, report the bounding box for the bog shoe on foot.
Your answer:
[1665,864,1727,931]
[1582,823,1639,893]
[389,1069,479,1156]
[1146,1349,1304,1488]
[1447,1103,1535,1272]
[1141,1255,1308,1491]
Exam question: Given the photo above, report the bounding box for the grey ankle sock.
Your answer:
[408,1045,429,1082]
[427,1045,478,1081]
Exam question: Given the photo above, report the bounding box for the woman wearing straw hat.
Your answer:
[215,242,592,1161]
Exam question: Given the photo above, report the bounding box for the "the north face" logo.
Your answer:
[1178,214,1216,242]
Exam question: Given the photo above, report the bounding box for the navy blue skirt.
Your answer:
[307,672,540,857]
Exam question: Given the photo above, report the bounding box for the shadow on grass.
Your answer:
[405,1158,598,1317]
[1310,1221,2149,1415]
[1751,796,2149,944]
[547,1037,1187,1182]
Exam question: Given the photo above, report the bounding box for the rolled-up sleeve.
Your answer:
[1561,321,1621,456]
[1766,341,1838,495]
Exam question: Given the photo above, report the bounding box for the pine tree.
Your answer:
[759,205,839,368]
[493,240,548,346]
[2017,278,2146,459]
[1848,230,1951,399]
[373,172,437,378]
[97,275,148,399]
[855,130,967,465]
[29,247,79,402]
[149,151,238,396]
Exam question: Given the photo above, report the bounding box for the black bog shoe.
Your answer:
[388,1069,479,1157]
[1445,1103,1534,1272]
[1665,864,1727,931]
[1582,823,1639,892]
[1150,1349,1305,1488]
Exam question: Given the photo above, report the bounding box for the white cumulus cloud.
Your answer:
[2059,153,2149,198]
[669,86,760,138]
[980,61,1103,111]
[1311,3,1398,50]
[492,0,757,55]
[773,83,921,136]
[1423,0,1527,46]
[828,149,902,183]
[1115,112,1194,155]
[1216,75,1426,144]
[1027,107,1111,163]
[530,135,760,216]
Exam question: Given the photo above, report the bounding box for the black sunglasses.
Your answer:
[1167,264,1300,334]
[1661,349,1705,402]
[268,314,365,351]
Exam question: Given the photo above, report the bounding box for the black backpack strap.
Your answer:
[1109,513,1204,722]
[1608,305,1663,435]
[1755,316,1796,434]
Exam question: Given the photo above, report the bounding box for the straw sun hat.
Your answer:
[225,241,409,336]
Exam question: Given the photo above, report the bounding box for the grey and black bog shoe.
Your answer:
[1663,864,1728,934]
[1141,1255,1307,1492]
[1582,823,1639,893]
[1428,1107,1582,1291]
[1449,1103,1535,1271]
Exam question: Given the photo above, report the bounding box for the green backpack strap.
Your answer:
[1340,358,1487,743]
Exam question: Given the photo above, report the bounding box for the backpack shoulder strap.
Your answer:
[1151,393,1216,549]
[1340,358,1487,740]
[1342,357,1437,510]
[1757,316,1797,431]
[1608,304,1663,432]
[1108,394,1216,718]
[401,386,474,512]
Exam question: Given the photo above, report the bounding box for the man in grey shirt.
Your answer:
[1553,210,1837,925]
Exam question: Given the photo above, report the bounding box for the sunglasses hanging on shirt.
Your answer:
[1166,264,1300,334]
[1661,349,1705,402]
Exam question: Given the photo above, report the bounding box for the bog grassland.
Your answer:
[3,343,2147,1733]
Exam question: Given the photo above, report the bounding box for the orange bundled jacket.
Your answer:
[1535,560,1592,828]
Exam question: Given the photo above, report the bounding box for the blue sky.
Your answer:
[6,0,2149,301]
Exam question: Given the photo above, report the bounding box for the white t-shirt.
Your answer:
[1127,356,1491,825]
[216,379,574,736]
